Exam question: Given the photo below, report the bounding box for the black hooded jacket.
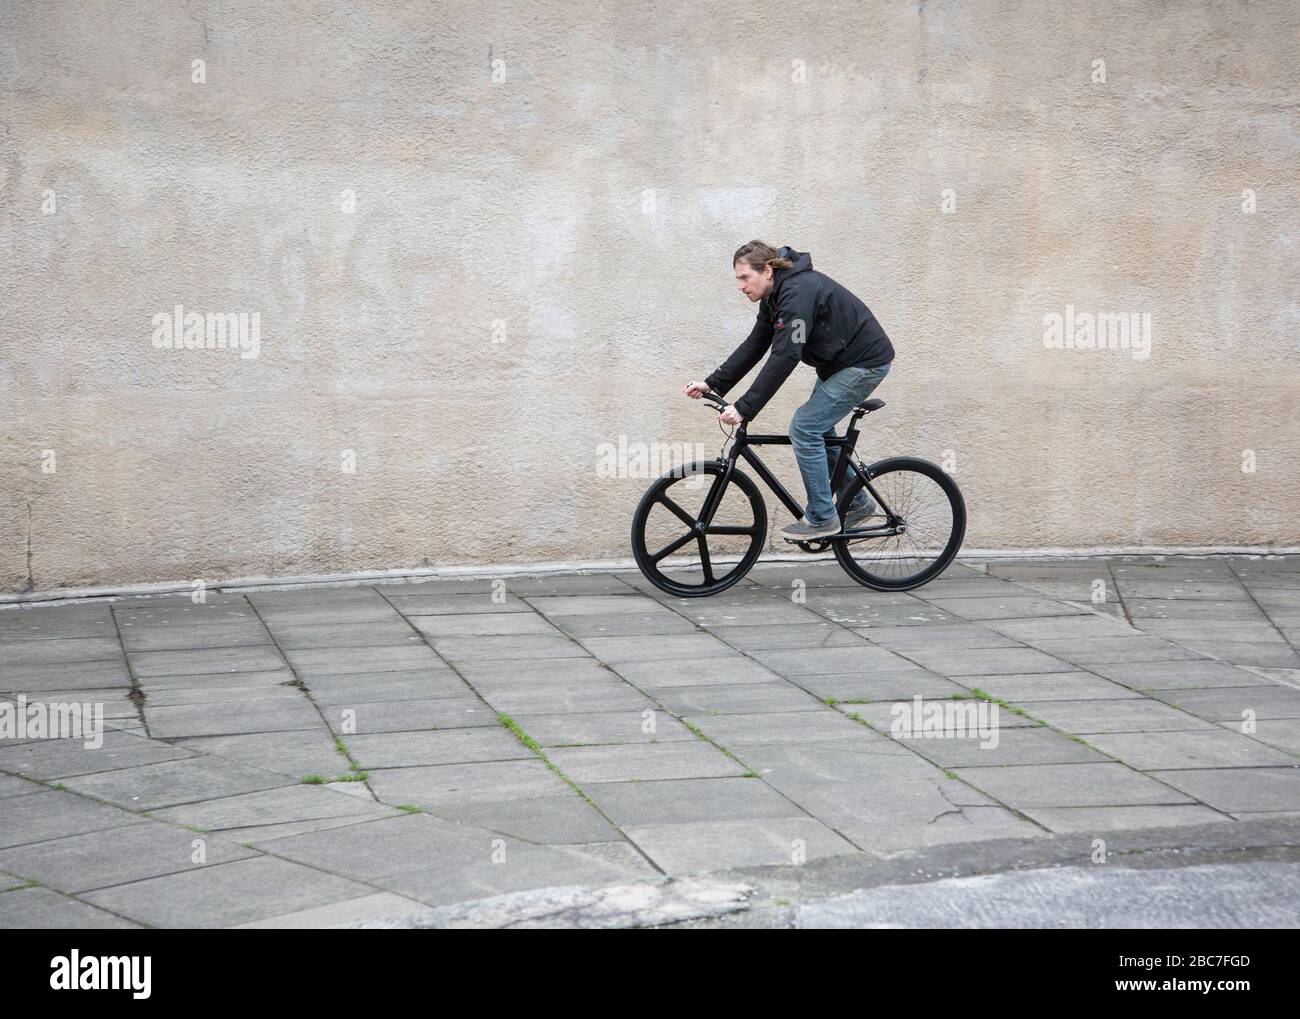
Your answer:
[704,246,894,421]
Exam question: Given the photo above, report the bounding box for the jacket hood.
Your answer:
[778,245,813,275]
[769,245,812,301]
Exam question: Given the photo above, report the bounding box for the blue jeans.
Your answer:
[788,362,891,526]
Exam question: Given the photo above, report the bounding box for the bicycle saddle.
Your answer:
[854,398,885,414]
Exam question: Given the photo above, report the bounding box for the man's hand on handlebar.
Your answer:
[686,380,745,426]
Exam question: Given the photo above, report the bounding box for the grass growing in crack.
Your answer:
[499,713,544,755]
[303,772,369,784]
[396,804,423,814]
[968,687,1046,724]
[498,712,602,811]
[678,717,752,768]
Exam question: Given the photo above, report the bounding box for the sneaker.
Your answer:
[843,502,883,530]
[779,514,842,541]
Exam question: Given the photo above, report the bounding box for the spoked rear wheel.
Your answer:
[833,456,965,590]
[631,461,767,597]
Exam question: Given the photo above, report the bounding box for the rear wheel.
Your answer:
[631,461,767,597]
[832,456,965,590]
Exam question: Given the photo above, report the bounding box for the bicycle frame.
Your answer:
[698,419,903,540]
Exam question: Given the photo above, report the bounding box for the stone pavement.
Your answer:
[1,555,1298,928]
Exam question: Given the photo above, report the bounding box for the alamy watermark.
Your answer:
[151,304,261,359]
[890,695,1000,749]
[0,695,104,749]
[1042,304,1151,361]
[50,950,150,998]
[596,437,712,487]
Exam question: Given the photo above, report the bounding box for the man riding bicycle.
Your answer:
[685,240,896,542]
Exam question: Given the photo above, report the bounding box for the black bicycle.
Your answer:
[630,391,966,597]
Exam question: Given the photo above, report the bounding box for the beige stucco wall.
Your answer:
[2,0,1297,595]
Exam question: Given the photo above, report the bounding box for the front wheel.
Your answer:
[631,460,768,597]
[833,456,965,590]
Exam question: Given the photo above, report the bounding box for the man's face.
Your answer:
[735,260,773,302]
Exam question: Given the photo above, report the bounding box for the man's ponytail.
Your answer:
[733,239,793,272]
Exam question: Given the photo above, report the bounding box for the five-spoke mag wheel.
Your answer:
[630,461,767,597]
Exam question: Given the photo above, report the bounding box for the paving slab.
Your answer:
[504,710,697,747]
[1026,636,1202,665]
[144,697,323,738]
[407,613,559,637]
[546,742,748,783]
[690,700,893,741]
[1017,804,1232,832]
[429,634,591,662]
[0,659,134,692]
[608,656,784,689]
[651,682,827,716]
[286,644,445,675]
[0,789,147,849]
[0,886,142,928]
[952,762,1197,808]
[372,841,660,907]
[578,633,737,663]
[149,784,399,835]
[1089,659,1274,689]
[851,622,1020,649]
[321,697,496,735]
[1081,729,1298,770]
[893,726,1110,768]
[118,623,273,652]
[797,670,970,702]
[1011,698,1217,734]
[747,645,921,676]
[1145,767,1300,812]
[968,671,1144,701]
[622,817,860,873]
[129,645,287,677]
[80,854,379,928]
[476,682,658,715]
[902,647,1075,676]
[0,820,260,892]
[0,636,125,665]
[59,756,297,811]
[0,729,196,779]
[704,623,867,651]
[1147,685,1300,721]
[346,728,534,768]
[584,776,809,827]
[425,796,622,844]
[230,891,433,928]
[365,759,576,808]
[304,669,469,704]
[172,729,350,776]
